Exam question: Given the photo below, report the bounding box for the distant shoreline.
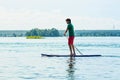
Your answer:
[0,30,120,37]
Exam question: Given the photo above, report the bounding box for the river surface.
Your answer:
[0,37,120,80]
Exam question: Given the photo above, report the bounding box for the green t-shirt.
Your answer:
[67,23,75,36]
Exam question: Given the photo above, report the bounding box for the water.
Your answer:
[0,37,120,80]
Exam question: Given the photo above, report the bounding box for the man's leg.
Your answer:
[72,45,76,55]
[69,44,72,56]
[71,36,75,56]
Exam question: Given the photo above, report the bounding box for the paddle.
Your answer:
[65,37,83,55]
[74,46,83,55]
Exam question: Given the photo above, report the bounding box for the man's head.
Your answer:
[66,18,71,24]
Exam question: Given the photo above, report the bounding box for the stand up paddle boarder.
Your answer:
[64,18,76,56]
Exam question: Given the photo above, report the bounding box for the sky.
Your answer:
[0,0,120,30]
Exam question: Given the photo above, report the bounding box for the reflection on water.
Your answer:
[66,57,76,80]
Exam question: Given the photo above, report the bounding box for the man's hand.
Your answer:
[64,28,68,36]
[64,33,66,36]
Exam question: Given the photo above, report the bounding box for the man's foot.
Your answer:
[70,53,72,57]
[70,53,76,57]
[73,53,76,56]
[73,53,76,57]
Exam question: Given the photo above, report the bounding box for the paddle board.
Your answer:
[41,54,102,57]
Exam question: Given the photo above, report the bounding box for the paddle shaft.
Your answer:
[74,46,83,55]
[66,37,83,55]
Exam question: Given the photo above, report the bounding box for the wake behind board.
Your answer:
[41,54,102,57]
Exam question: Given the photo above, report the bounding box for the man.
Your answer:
[64,18,76,56]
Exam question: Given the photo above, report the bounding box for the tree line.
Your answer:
[0,30,120,37]
[26,28,60,37]
[75,30,120,37]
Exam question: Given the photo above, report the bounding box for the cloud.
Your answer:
[67,16,120,30]
[0,7,120,30]
[0,7,65,30]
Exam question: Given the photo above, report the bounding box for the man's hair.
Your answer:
[66,18,71,23]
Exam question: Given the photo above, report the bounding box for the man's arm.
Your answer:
[64,28,68,36]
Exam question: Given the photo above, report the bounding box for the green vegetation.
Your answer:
[75,30,120,37]
[0,30,27,37]
[26,28,60,37]
[26,36,43,39]
[0,30,120,37]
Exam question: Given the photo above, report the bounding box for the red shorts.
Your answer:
[68,36,74,45]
